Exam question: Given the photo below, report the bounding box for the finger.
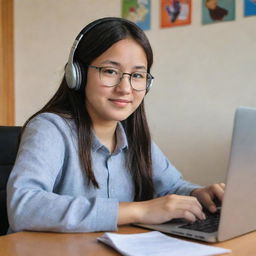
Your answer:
[220,183,225,189]
[183,210,197,223]
[180,198,206,220]
[191,205,206,220]
[189,198,206,219]
[182,206,205,222]
[188,195,203,210]
[173,208,197,223]
[211,184,225,201]
[198,191,217,213]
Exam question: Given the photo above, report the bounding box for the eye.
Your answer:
[131,72,146,79]
[101,67,119,76]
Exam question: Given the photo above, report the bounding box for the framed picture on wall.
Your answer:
[160,0,192,28]
[202,0,235,25]
[121,0,151,30]
[244,0,256,16]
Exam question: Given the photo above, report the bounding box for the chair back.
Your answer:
[0,126,21,235]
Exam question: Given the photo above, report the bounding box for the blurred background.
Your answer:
[1,0,256,185]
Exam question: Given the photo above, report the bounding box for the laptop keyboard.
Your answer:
[179,209,221,233]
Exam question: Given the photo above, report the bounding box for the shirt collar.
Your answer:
[91,122,128,153]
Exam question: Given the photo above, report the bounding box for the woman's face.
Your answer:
[85,38,148,126]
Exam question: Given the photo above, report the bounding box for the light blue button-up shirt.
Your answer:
[7,113,200,233]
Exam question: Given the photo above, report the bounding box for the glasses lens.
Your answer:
[131,72,151,91]
[99,67,120,86]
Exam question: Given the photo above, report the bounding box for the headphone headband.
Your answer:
[65,17,124,90]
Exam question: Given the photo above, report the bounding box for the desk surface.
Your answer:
[0,226,255,256]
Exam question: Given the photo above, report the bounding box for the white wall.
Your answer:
[14,0,256,185]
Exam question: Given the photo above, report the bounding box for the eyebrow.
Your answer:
[100,60,147,70]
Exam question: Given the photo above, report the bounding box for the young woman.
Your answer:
[7,17,225,233]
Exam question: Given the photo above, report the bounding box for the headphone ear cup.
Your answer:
[73,61,82,90]
[65,61,82,90]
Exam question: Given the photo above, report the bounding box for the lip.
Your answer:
[109,98,132,107]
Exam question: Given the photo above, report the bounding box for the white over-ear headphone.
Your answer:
[65,17,124,91]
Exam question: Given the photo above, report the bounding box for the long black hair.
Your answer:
[23,18,154,201]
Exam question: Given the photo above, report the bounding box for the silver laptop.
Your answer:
[136,106,256,242]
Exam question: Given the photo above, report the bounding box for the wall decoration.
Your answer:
[121,0,151,30]
[244,0,256,16]
[160,0,192,28]
[202,0,235,24]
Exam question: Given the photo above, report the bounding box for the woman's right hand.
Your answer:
[118,194,206,226]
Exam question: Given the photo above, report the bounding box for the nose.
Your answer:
[115,73,132,93]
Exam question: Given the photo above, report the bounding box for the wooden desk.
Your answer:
[0,226,255,256]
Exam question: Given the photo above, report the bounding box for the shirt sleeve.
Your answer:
[7,114,118,233]
[151,142,202,197]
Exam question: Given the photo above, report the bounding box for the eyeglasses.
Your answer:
[88,65,154,91]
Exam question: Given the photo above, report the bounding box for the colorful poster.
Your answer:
[121,0,151,30]
[202,0,235,24]
[160,0,192,28]
[244,0,256,16]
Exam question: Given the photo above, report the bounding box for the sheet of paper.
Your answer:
[97,231,231,256]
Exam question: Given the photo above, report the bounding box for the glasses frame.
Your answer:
[88,65,154,91]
